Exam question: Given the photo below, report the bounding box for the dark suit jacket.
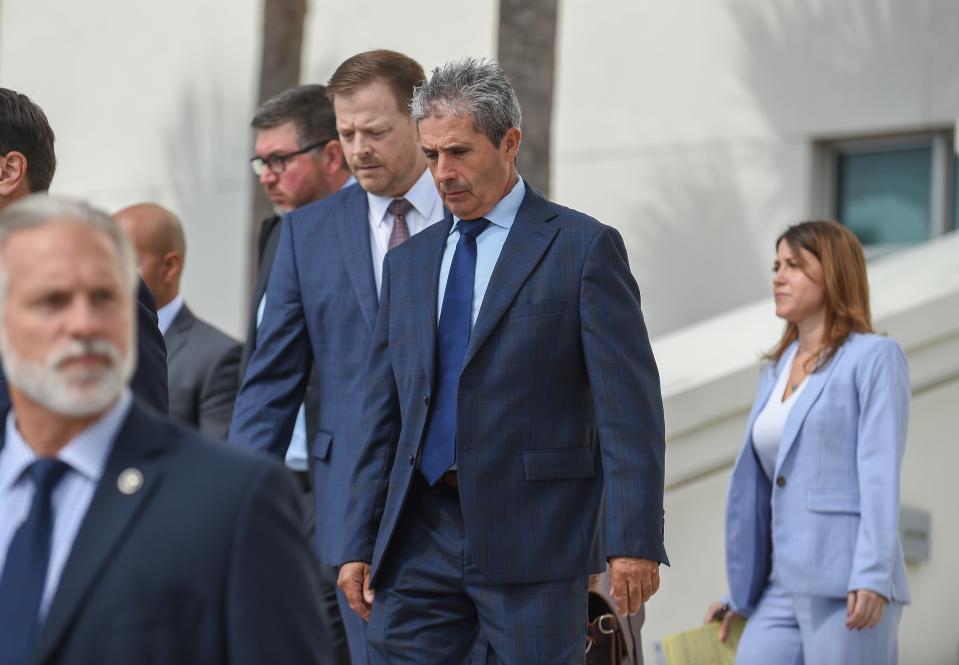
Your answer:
[0,278,168,415]
[10,401,326,665]
[231,184,377,565]
[165,303,241,440]
[240,215,282,375]
[342,187,669,585]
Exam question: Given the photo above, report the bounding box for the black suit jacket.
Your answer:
[165,303,241,440]
[10,402,326,665]
[0,278,169,415]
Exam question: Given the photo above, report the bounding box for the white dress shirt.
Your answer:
[0,390,133,619]
[367,167,444,295]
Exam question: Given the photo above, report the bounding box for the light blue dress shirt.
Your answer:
[437,177,525,326]
[0,389,132,619]
[156,294,184,336]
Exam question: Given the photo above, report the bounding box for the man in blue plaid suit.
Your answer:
[338,58,668,665]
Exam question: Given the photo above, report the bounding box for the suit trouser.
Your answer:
[735,577,902,665]
[294,471,354,665]
[366,473,587,665]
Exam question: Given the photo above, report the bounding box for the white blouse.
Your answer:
[751,346,808,480]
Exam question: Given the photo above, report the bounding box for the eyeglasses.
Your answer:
[250,139,334,176]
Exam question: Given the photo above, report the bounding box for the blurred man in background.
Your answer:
[115,203,241,440]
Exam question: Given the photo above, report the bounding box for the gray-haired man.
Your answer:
[338,58,668,664]
[0,195,326,665]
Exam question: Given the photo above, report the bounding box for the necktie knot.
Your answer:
[28,458,70,494]
[387,198,413,250]
[387,198,413,218]
[457,218,491,239]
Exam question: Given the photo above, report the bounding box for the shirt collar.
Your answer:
[340,175,357,190]
[157,294,184,335]
[367,167,435,227]
[450,177,526,235]
[0,389,133,491]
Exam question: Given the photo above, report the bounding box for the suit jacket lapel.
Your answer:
[29,404,165,665]
[774,344,847,474]
[335,187,378,333]
[163,304,194,361]
[462,189,559,369]
[743,361,780,447]
[414,214,453,384]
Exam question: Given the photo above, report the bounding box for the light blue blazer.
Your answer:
[725,333,911,616]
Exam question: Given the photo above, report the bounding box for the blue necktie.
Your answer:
[419,218,491,485]
[0,459,70,665]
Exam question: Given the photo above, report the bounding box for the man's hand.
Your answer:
[337,561,375,621]
[608,556,660,617]
[846,589,886,630]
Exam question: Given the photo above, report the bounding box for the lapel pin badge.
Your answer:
[117,468,144,495]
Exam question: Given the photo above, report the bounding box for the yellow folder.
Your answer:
[654,616,746,665]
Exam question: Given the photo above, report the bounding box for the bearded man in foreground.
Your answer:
[0,195,326,665]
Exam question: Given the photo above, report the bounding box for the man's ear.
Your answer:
[0,152,28,198]
[161,251,183,286]
[320,140,345,176]
[501,127,522,162]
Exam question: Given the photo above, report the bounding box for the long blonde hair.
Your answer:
[765,220,873,371]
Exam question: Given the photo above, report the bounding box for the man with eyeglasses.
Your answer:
[241,83,354,665]
[230,50,443,665]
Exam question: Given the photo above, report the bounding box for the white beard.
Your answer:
[0,333,136,418]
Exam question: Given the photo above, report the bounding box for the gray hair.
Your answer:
[410,58,522,147]
[0,194,139,306]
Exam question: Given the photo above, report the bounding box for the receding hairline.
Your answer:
[114,203,186,257]
[329,77,411,117]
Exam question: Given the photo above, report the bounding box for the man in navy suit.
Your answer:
[0,195,325,665]
[337,58,668,664]
[229,50,443,664]
[241,83,355,665]
[0,88,168,415]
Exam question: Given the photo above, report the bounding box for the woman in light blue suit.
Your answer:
[706,220,910,664]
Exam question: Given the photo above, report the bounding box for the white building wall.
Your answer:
[0,0,499,339]
[0,0,260,337]
[2,0,957,339]
[554,0,959,335]
[2,3,958,661]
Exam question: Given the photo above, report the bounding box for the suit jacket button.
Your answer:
[408,455,415,466]
[776,475,786,488]
[423,394,430,405]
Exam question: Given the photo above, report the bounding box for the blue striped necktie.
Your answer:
[0,458,70,665]
[419,218,491,485]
